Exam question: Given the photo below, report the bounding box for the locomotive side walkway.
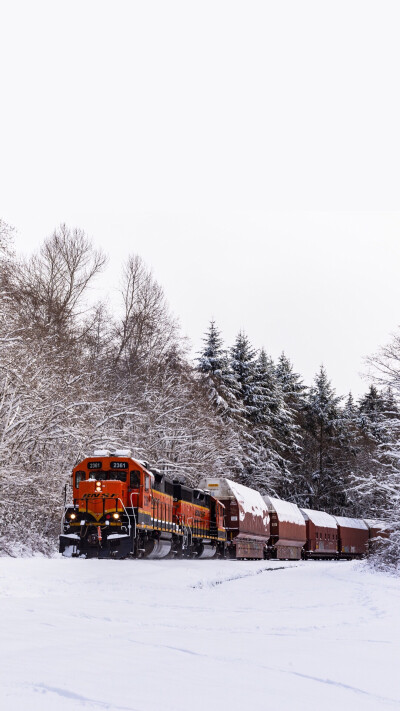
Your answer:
[0,558,399,711]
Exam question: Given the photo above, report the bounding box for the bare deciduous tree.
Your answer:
[114,254,178,373]
[12,224,107,340]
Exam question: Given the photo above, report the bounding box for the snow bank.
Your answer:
[1,558,399,711]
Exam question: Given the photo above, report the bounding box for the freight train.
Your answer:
[60,450,388,560]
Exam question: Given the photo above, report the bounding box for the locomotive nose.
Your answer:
[78,479,125,520]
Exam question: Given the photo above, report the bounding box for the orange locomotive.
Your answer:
[60,450,226,559]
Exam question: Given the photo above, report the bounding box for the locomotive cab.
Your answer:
[61,450,145,558]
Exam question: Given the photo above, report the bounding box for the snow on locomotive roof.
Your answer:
[333,516,368,530]
[199,477,269,524]
[263,496,306,526]
[300,508,337,528]
[93,449,132,458]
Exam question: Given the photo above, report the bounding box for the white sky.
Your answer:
[1,1,400,397]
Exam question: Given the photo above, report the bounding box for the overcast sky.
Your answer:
[1,1,400,397]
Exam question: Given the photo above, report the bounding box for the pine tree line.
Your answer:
[0,220,399,568]
[197,321,399,527]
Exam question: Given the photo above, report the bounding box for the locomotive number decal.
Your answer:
[110,461,128,469]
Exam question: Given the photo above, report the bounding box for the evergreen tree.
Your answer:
[302,365,345,511]
[274,352,306,498]
[230,331,258,418]
[357,328,400,571]
[359,385,389,441]
[276,352,306,410]
[227,332,260,486]
[347,384,400,521]
[252,349,293,493]
[337,391,370,516]
[198,320,226,374]
[342,392,360,461]
[197,321,242,420]
[228,335,287,494]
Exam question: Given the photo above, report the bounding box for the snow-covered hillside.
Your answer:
[1,558,399,711]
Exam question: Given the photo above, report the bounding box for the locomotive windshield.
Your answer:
[75,471,86,487]
[90,471,128,482]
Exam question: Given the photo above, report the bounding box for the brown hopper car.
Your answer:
[334,516,369,558]
[300,508,338,558]
[199,477,270,559]
[263,496,307,560]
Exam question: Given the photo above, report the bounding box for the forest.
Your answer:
[0,219,399,570]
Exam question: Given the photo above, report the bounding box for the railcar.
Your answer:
[333,516,369,558]
[363,519,391,554]
[60,450,390,561]
[263,496,306,560]
[300,508,338,558]
[198,477,270,559]
[60,450,226,559]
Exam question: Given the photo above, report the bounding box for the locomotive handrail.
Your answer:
[61,507,67,534]
[129,494,137,542]
[117,497,132,540]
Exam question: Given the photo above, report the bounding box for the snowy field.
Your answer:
[1,558,400,711]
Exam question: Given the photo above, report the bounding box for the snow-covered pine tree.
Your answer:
[343,392,360,462]
[345,385,397,516]
[275,352,306,409]
[274,352,307,500]
[251,349,294,496]
[229,331,258,418]
[356,331,400,570]
[348,382,400,571]
[198,320,226,374]
[197,321,243,421]
[302,365,346,511]
[226,333,281,492]
[358,385,394,440]
[334,391,371,516]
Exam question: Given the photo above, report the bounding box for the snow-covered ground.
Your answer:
[1,558,399,711]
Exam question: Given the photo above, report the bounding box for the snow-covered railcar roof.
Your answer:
[363,519,391,531]
[199,477,269,525]
[300,508,337,528]
[263,496,306,526]
[333,516,368,530]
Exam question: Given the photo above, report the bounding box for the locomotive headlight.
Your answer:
[95,482,102,490]
[113,513,120,519]
[70,513,76,520]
